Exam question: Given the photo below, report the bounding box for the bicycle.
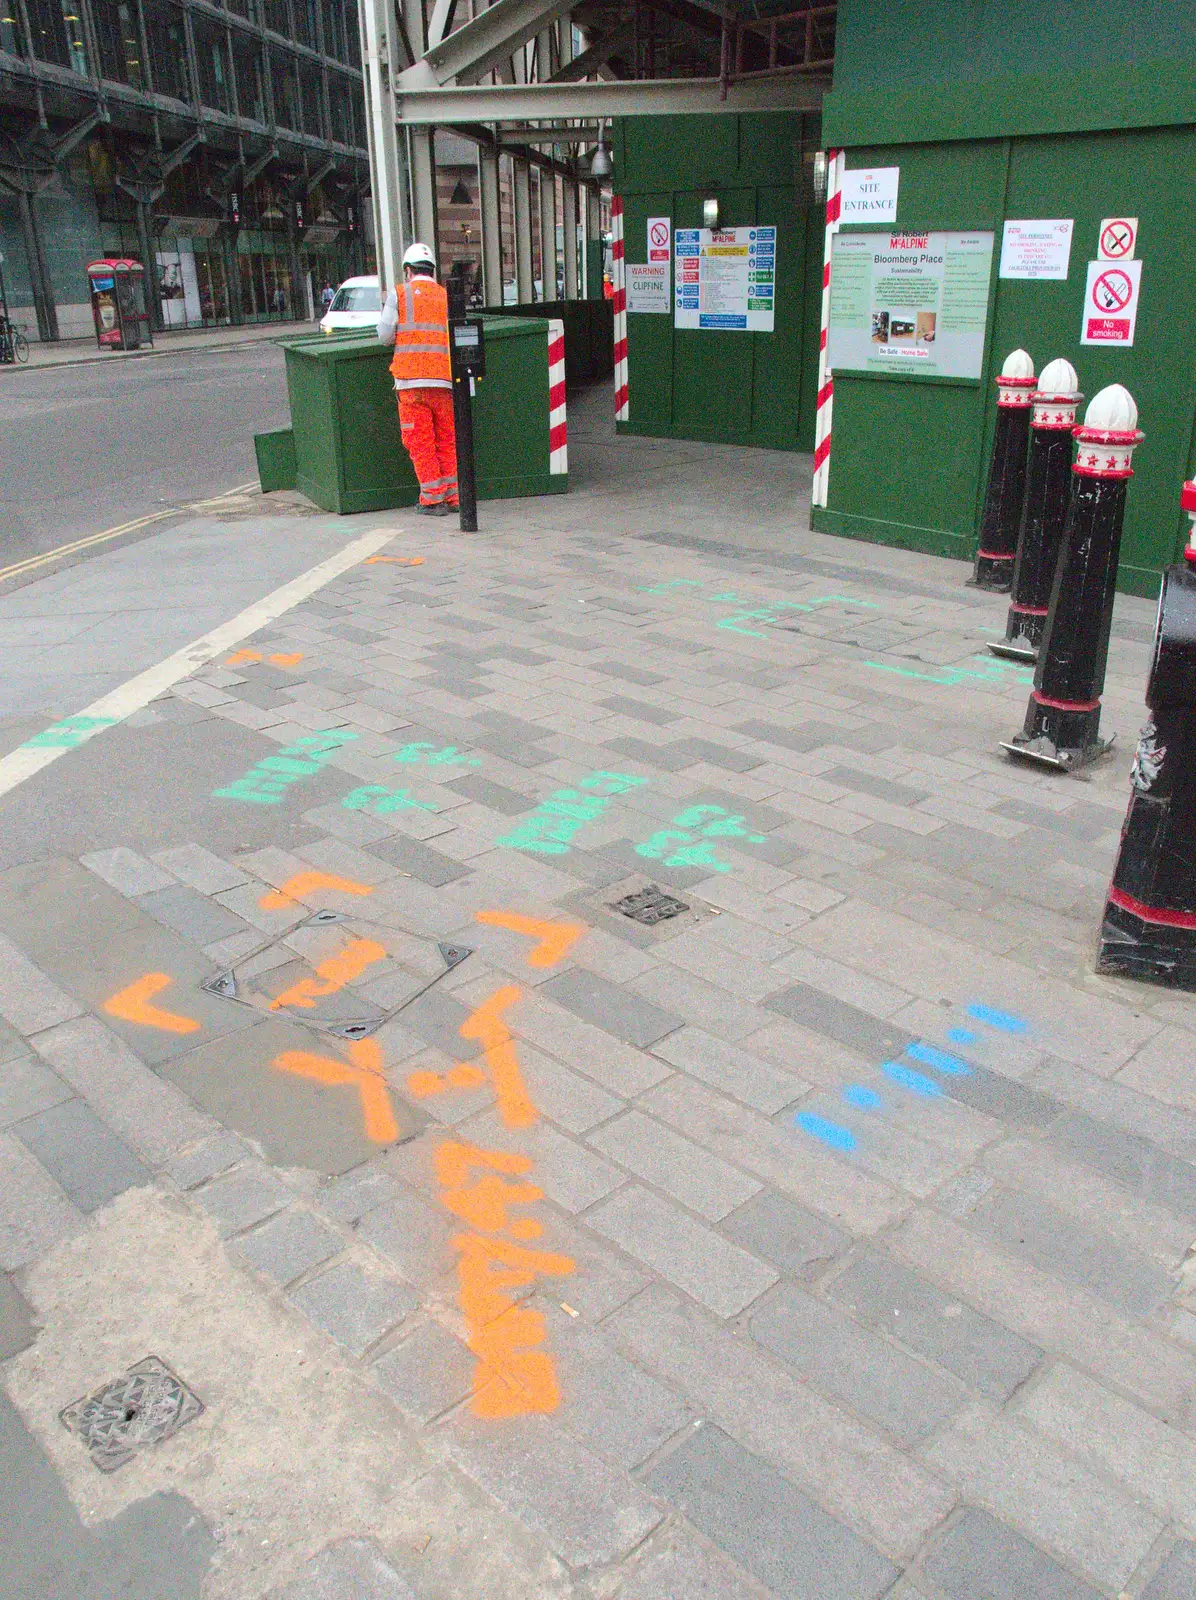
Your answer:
[0,316,29,364]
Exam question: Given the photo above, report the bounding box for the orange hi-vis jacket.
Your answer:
[388,277,451,391]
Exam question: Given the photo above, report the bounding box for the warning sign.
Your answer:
[1098,217,1137,261]
[1080,258,1142,346]
[647,217,671,263]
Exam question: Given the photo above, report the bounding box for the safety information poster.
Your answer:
[827,229,995,378]
[674,226,776,331]
[627,263,670,314]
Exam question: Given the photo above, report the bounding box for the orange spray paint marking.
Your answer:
[103,973,200,1035]
[225,649,262,666]
[365,554,424,566]
[435,1141,543,1238]
[268,652,304,668]
[272,1038,398,1143]
[474,910,584,969]
[458,986,536,1128]
[260,871,374,910]
[406,1062,485,1099]
[452,1231,575,1417]
[268,936,387,1011]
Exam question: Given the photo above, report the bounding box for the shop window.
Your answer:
[93,0,145,86]
[194,17,231,111]
[26,0,88,72]
[1,6,23,54]
[269,47,299,127]
[299,60,322,134]
[144,0,189,99]
[233,35,265,121]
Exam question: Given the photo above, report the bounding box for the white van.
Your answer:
[320,275,382,334]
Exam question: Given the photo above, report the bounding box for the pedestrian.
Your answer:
[321,280,334,314]
[376,242,458,518]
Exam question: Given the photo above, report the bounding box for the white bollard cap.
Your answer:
[1000,348,1035,380]
[1084,383,1138,432]
[1035,357,1079,397]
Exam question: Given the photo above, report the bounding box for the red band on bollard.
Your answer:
[975,550,1015,562]
[1031,689,1101,712]
[1108,886,1196,931]
[1010,604,1050,616]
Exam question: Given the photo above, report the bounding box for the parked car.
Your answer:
[320,275,382,334]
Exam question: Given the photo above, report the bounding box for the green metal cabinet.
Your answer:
[483,299,614,386]
[261,317,567,514]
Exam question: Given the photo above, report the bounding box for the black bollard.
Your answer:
[447,278,483,534]
[1002,383,1142,772]
[1098,480,1196,989]
[972,349,1036,592]
[989,358,1081,663]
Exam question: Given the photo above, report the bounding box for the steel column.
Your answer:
[409,126,438,252]
[561,178,577,299]
[513,157,533,302]
[478,142,503,305]
[359,0,411,293]
[539,164,557,300]
[16,190,56,342]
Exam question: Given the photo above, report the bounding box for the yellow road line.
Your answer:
[0,480,262,585]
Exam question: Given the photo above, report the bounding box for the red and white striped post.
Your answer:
[547,318,568,476]
[611,195,628,422]
[811,149,844,509]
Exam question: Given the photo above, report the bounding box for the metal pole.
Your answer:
[359,0,408,291]
[513,157,533,302]
[409,127,438,249]
[135,196,164,333]
[539,162,557,300]
[562,178,577,300]
[478,143,502,306]
[447,278,478,534]
[18,190,58,342]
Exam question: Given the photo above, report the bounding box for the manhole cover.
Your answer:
[60,1356,203,1473]
[609,884,691,925]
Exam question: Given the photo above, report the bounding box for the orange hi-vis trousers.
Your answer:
[398,387,458,506]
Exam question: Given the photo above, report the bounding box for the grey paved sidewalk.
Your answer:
[1,387,1194,1599]
[3,318,316,372]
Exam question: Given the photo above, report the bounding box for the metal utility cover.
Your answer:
[60,1356,204,1472]
[610,884,692,925]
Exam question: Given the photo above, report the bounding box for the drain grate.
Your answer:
[60,1356,203,1473]
[609,884,691,926]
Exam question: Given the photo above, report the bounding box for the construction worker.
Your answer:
[377,242,458,517]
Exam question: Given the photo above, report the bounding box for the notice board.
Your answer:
[827,229,995,378]
[674,226,776,331]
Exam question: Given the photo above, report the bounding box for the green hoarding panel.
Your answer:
[814,126,1196,595]
[275,318,566,515]
[611,111,825,453]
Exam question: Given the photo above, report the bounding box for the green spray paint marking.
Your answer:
[864,656,1034,689]
[392,741,481,768]
[636,804,767,873]
[213,730,358,804]
[23,715,118,749]
[342,784,437,815]
[497,771,647,855]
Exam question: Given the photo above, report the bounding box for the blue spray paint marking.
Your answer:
[882,1061,943,1097]
[842,1085,883,1111]
[795,1112,857,1153]
[965,1003,1030,1034]
[905,1041,972,1077]
[946,1027,978,1045]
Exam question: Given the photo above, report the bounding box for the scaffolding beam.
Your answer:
[395,72,825,122]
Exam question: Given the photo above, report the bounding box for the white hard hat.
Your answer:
[402,242,436,269]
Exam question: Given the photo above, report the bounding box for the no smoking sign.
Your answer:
[647,215,671,263]
[1081,257,1142,347]
[1098,216,1137,260]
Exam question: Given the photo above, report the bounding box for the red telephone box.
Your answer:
[86,259,153,351]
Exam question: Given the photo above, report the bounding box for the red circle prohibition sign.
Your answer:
[1093,267,1133,312]
[1101,220,1133,258]
[650,222,669,247]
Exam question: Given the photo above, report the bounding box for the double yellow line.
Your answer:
[0,481,260,586]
